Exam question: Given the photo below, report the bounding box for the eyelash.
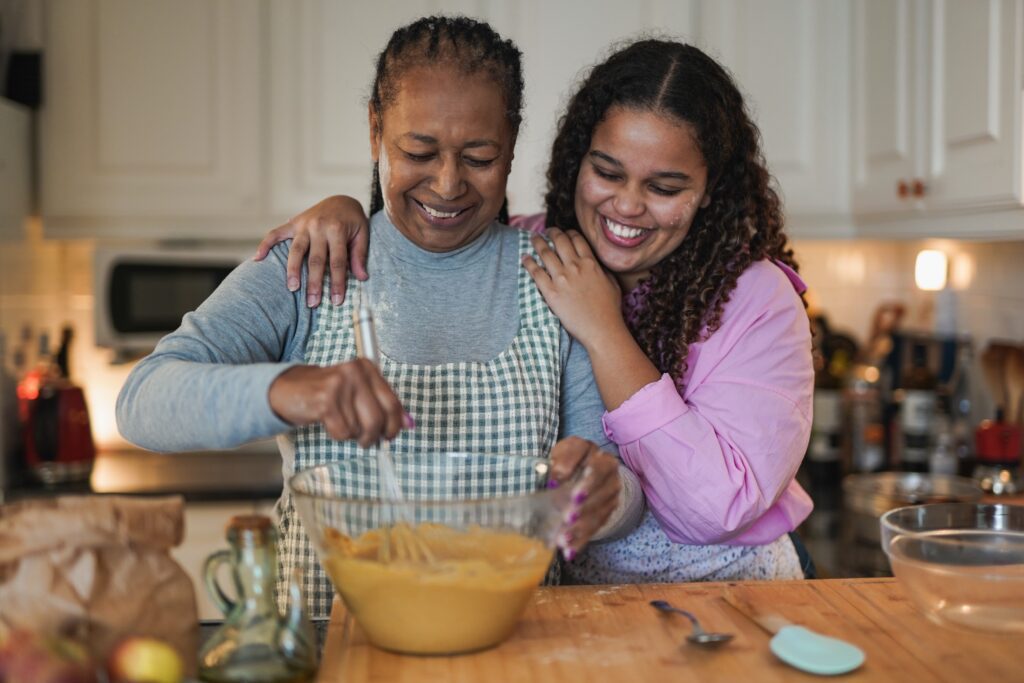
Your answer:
[593,166,682,197]
[403,151,497,168]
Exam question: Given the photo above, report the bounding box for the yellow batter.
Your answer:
[321,524,552,654]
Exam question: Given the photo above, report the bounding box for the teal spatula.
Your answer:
[723,589,865,676]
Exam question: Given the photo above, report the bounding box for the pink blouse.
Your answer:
[512,213,814,545]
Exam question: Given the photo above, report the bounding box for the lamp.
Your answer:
[915,249,948,291]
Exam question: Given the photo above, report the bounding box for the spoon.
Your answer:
[649,600,734,647]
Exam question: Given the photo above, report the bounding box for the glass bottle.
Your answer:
[844,362,887,473]
[807,348,849,529]
[199,515,318,683]
[898,342,937,472]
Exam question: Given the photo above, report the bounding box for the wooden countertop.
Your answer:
[316,578,1023,682]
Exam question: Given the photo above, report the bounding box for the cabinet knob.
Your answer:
[911,179,926,198]
[897,180,909,198]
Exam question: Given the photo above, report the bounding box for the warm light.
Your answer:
[915,250,948,291]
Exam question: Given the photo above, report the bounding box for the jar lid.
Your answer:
[228,514,273,531]
[225,514,275,544]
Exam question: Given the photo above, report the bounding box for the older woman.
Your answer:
[116,16,641,617]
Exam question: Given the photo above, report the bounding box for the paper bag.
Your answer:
[0,495,199,673]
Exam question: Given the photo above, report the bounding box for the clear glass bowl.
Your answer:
[289,452,571,655]
[880,503,1024,633]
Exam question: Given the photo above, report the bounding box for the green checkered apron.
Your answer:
[277,229,562,617]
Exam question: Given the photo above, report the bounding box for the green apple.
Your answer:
[106,637,183,683]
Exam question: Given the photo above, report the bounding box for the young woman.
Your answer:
[117,17,639,617]
[257,38,816,582]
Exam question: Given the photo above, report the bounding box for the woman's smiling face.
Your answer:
[573,106,710,290]
[371,65,514,252]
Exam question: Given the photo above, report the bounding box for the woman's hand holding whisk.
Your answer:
[268,360,410,447]
[547,437,621,561]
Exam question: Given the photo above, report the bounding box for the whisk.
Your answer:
[352,287,436,565]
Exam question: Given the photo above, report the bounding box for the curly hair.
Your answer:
[367,15,523,223]
[544,39,801,382]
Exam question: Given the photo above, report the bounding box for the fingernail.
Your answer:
[307,294,318,307]
[403,412,416,430]
[564,508,580,525]
[573,490,588,506]
[288,277,300,291]
[332,294,342,305]
[557,530,573,550]
[563,547,577,563]
[546,478,560,489]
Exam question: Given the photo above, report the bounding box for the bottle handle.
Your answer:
[203,549,236,617]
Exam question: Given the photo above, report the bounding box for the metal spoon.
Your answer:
[650,600,734,647]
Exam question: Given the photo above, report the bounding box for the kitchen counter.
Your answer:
[318,579,1024,682]
[2,445,283,503]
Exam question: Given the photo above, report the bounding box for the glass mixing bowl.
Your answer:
[880,503,1024,633]
[289,452,571,655]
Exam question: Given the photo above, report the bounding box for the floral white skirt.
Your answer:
[563,509,804,585]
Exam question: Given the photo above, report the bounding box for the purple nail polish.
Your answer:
[573,490,588,505]
[403,412,416,430]
[563,547,577,563]
[546,478,560,489]
[566,509,580,525]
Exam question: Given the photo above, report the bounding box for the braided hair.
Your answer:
[368,15,523,223]
[544,39,801,382]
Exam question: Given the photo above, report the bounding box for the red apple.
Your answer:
[106,637,183,683]
[0,630,97,683]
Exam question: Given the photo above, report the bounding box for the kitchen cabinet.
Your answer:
[39,0,1019,242]
[172,499,279,621]
[40,0,263,239]
[0,99,31,241]
[698,0,853,239]
[852,0,1024,238]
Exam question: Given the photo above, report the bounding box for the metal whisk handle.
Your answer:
[352,291,380,365]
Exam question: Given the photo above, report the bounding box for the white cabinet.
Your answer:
[40,1,1019,241]
[924,0,1021,212]
[0,99,31,241]
[699,0,853,238]
[40,0,263,239]
[852,0,1024,237]
[851,0,918,217]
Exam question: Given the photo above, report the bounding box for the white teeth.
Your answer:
[605,217,647,239]
[423,204,461,219]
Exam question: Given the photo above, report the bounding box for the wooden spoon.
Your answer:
[980,343,1010,419]
[1004,345,1024,426]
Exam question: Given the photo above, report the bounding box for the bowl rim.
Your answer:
[880,502,1024,556]
[286,451,560,508]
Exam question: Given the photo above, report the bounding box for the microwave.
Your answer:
[94,246,250,354]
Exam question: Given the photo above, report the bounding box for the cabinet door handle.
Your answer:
[897,180,909,198]
[911,179,926,197]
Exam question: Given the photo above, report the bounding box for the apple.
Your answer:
[106,637,183,683]
[0,630,97,683]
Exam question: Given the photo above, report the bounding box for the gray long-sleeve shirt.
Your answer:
[116,214,643,537]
